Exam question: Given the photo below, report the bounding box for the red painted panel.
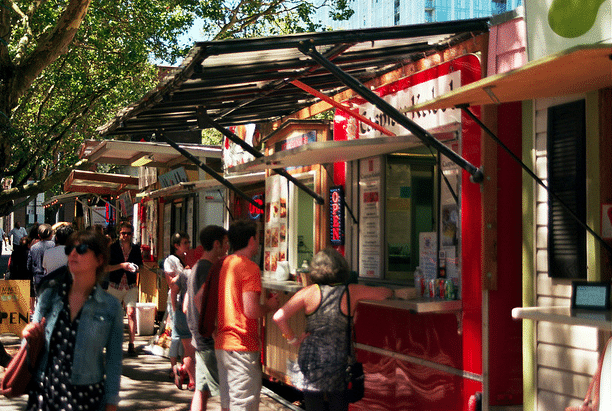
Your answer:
[350,350,466,411]
[487,101,523,406]
[355,304,463,368]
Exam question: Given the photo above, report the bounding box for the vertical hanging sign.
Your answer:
[329,186,345,246]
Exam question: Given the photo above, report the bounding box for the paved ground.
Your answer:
[1,307,301,411]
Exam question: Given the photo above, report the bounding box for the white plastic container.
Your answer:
[135,303,156,336]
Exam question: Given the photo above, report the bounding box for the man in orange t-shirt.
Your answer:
[215,220,279,411]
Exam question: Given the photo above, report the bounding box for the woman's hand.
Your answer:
[287,332,309,346]
[22,318,46,341]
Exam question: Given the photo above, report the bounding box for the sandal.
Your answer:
[174,365,183,390]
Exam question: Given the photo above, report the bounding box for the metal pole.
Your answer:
[197,110,326,205]
[156,132,264,210]
[459,105,612,256]
[298,41,484,184]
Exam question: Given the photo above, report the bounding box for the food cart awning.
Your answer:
[80,139,221,167]
[143,172,266,199]
[63,170,139,196]
[42,192,83,207]
[229,131,456,173]
[405,44,612,112]
[97,19,490,136]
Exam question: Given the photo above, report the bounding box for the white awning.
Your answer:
[143,172,266,199]
[80,139,221,167]
[405,44,612,111]
[228,131,456,173]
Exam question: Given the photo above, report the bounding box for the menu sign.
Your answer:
[264,175,288,279]
[359,157,382,278]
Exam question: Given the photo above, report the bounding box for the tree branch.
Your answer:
[0,159,90,209]
[10,0,92,106]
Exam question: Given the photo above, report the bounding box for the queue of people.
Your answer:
[3,219,394,411]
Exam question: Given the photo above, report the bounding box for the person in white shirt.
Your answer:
[8,221,27,248]
[42,223,74,276]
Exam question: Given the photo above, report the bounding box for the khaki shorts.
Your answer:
[195,348,220,396]
[215,349,261,411]
[107,286,138,308]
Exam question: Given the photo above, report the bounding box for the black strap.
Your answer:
[345,284,353,360]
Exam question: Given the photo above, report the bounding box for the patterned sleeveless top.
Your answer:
[294,285,349,392]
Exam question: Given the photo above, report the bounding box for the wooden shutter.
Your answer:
[547,100,586,279]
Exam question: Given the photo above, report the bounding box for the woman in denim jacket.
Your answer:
[23,229,124,411]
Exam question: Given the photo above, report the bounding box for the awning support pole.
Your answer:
[459,104,612,256]
[197,109,325,205]
[156,131,264,210]
[298,41,484,184]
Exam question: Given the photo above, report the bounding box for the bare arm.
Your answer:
[272,286,313,345]
[348,284,393,313]
[243,291,279,320]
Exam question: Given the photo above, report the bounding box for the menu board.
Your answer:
[359,157,382,278]
[264,174,288,279]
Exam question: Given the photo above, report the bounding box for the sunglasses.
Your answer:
[120,231,133,236]
[65,243,91,255]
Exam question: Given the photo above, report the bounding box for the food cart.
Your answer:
[97,18,529,410]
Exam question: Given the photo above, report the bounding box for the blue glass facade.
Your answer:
[313,0,522,30]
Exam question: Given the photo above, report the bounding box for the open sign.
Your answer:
[329,186,345,246]
[249,194,264,220]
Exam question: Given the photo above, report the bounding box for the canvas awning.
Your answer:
[406,44,612,112]
[63,170,139,196]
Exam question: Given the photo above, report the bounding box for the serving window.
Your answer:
[355,138,461,290]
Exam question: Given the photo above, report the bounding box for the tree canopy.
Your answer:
[0,0,352,217]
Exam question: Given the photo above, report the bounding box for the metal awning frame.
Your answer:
[296,41,484,183]
[156,132,264,210]
[459,104,612,257]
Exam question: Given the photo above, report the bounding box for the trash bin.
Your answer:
[136,303,156,336]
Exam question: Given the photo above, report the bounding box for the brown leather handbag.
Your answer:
[565,337,611,411]
[0,323,45,398]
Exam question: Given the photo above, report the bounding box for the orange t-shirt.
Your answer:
[215,254,262,352]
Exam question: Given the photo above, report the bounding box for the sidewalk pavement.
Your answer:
[1,320,302,411]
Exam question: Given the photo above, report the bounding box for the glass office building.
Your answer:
[313,0,522,30]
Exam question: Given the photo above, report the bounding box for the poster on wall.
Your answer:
[264,175,288,279]
[419,232,437,280]
[0,280,31,335]
[359,157,382,278]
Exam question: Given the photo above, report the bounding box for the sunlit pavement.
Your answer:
[1,317,300,410]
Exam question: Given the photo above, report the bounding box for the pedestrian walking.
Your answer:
[186,225,229,411]
[273,248,393,411]
[8,221,27,249]
[27,224,55,294]
[215,220,279,411]
[21,229,124,411]
[0,226,8,252]
[106,221,142,356]
[42,223,74,277]
[164,231,195,391]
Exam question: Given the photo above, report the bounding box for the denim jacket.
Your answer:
[32,276,124,408]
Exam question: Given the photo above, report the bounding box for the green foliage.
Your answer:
[201,128,223,146]
[0,0,354,214]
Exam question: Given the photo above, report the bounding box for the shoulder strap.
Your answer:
[345,283,353,359]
